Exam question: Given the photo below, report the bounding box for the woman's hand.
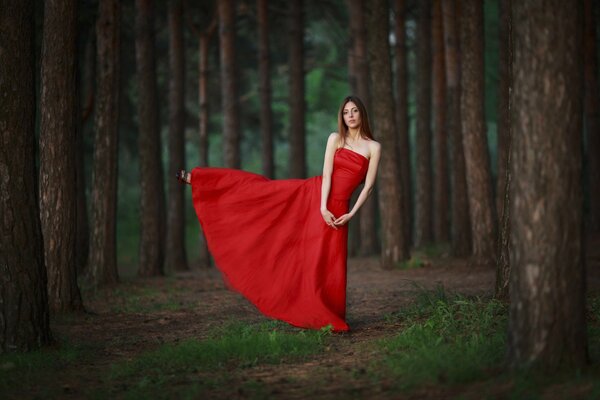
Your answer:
[333,213,353,226]
[321,208,338,230]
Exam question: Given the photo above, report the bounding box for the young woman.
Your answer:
[177,96,381,331]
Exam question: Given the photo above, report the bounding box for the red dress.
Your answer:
[191,148,369,331]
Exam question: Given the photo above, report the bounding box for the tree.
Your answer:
[414,0,433,247]
[366,0,409,267]
[258,0,274,178]
[508,0,587,370]
[88,0,121,285]
[166,0,189,272]
[459,0,496,264]
[0,0,52,352]
[136,0,166,277]
[289,0,306,178]
[39,0,84,311]
[219,0,241,169]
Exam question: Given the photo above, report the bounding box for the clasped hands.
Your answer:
[320,208,353,230]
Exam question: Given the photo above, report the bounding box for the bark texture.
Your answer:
[258,0,274,179]
[0,0,52,352]
[508,0,587,370]
[39,0,84,311]
[288,0,306,178]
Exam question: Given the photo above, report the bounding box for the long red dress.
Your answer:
[191,147,369,331]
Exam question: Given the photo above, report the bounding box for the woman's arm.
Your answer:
[320,132,339,229]
[334,141,381,226]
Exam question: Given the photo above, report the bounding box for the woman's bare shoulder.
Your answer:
[368,139,381,152]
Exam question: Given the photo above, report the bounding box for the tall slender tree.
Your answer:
[258,0,274,179]
[0,0,52,352]
[166,0,189,272]
[39,0,84,311]
[459,0,496,264]
[136,0,166,277]
[509,0,587,370]
[366,0,409,267]
[289,0,306,178]
[88,0,121,285]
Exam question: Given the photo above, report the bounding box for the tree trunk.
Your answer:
[39,0,84,312]
[459,0,497,265]
[366,0,409,268]
[88,0,121,286]
[432,0,449,243]
[218,0,241,169]
[0,0,52,352]
[289,0,306,178]
[584,0,600,234]
[415,0,433,248]
[394,0,412,248]
[508,0,587,370]
[442,0,471,257]
[258,0,274,179]
[136,0,166,277]
[166,0,188,272]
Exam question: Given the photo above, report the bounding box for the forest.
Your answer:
[1,0,600,398]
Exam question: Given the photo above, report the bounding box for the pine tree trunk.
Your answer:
[508,0,587,370]
[432,0,449,243]
[459,0,497,265]
[166,0,188,272]
[0,0,52,352]
[136,0,165,277]
[415,0,433,248]
[367,0,409,268]
[218,0,241,169]
[39,0,84,312]
[289,0,306,178]
[258,0,274,179]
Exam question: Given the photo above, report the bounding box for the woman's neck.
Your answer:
[347,128,360,141]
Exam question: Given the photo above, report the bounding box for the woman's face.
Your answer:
[343,101,361,130]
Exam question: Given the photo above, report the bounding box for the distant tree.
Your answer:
[415,0,433,248]
[258,0,274,178]
[0,0,52,352]
[166,0,189,272]
[432,0,449,243]
[442,0,471,257]
[39,0,84,311]
[459,0,496,264]
[509,0,587,370]
[218,0,241,169]
[136,0,166,277]
[88,0,121,285]
[289,0,306,178]
[366,0,409,267]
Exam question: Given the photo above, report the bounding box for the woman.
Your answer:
[177,96,381,331]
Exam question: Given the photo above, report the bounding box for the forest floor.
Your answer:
[3,235,600,400]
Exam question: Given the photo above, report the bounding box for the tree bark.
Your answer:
[0,0,52,352]
[289,0,306,178]
[39,0,84,311]
[415,0,433,248]
[136,0,166,277]
[258,0,274,179]
[88,0,120,286]
[366,0,410,267]
[432,0,449,243]
[459,0,497,265]
[508,0,587,370]
[218,0,241,169]
[442,0,471,257]
[166,0,189,272]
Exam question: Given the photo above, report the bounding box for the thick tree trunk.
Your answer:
[366,0,409,267]
[258,0,274,179]
[508,0,587,370]
[459,0,497,265]
[136,0,166,277]
[584,0,600,234]
[415,0,433,248]
[432,0,449,243]
[39,0,84,312]
[88,0,120,286]
[218,0,241,169]
[166,0,188,272]
[0,0,52,352]
[289,0,306,178]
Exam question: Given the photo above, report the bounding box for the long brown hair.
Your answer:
[337,95,374,146]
